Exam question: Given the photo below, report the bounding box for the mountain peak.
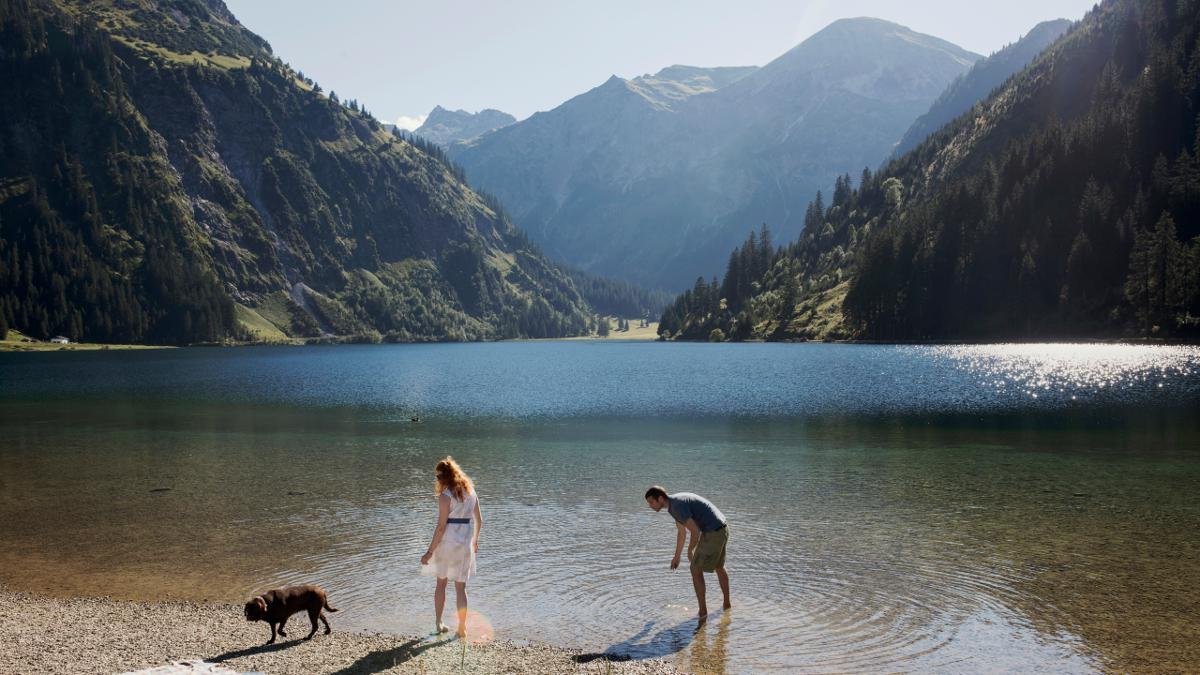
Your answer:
[735,17,980,104]
[803,17,980,63]
[824,16,909,32]
[415,106,516,146]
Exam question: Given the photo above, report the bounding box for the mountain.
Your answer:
[414,106,516,146]
[448,19,978,290]
[892,19,1073,157]
[623,65,757,110]
[0,0,594,344]
[659,0,1200,342]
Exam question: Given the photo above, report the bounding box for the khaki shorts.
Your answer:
[690,525,729,572]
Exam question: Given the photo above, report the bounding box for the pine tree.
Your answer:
[758,223,773,275]
[1125,213,1187,334]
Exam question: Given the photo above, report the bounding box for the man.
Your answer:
[644,485,730,619]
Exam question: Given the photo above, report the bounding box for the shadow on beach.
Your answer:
[206,634,450,674]
[206,638,306,662]
[573,616,705,663]
[328,636,449,675]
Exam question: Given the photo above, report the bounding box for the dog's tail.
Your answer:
[324,598,339,613]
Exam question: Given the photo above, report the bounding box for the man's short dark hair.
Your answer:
[645,485,668,500]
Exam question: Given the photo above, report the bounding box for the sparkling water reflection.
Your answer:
[1,343,1197,673]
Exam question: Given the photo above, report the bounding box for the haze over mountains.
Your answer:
[892,18,1073,157]
[661,0,1200,342]
[445,18,981,290]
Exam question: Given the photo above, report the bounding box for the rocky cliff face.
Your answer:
[0,0,592,343]
[414,106,516,146]
[448,19,979,289]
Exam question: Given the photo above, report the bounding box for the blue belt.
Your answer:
[447,518,471,524]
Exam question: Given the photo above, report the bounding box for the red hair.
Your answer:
[434,456,475,501]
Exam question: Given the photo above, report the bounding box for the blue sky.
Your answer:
[223,0,1100,128]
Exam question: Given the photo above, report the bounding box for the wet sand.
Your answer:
[0,588,682,674]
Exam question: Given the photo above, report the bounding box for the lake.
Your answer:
[1,342,1198,673]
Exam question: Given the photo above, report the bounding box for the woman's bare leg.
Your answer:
[434,577,450,632]
[454,581,469,638]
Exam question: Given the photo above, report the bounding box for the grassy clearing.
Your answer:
[565,319,660,341]
[248,292,298,337]
[111,35,250,69]
[234,304,291,342]
[0,330,169,352]
[791,281,850,340]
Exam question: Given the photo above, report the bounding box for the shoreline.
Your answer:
[7,335,1197,351]
[0,330,172,352]
[0,587,682,674]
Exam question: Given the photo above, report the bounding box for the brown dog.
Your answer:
[243,584,339,644]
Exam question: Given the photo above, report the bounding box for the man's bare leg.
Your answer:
[716,566,731,609]
[690,566,708,618]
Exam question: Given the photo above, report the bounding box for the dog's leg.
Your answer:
[267,621,277,645]
[277,616,289,638]
[306,607,320,639]
[320,610,332,635]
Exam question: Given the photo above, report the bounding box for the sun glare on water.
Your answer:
[931,343,1199,403]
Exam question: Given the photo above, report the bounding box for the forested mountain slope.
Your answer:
[660,0,1200,342]
[0,0,593,344]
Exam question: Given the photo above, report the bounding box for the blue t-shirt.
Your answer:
[667,492,727,532]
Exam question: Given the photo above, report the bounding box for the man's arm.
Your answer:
[683,519,701,561]
[671,522,686,569]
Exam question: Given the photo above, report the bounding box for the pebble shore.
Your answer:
[0,589,683,674]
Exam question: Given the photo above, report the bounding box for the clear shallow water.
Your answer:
[1,343,1198,673]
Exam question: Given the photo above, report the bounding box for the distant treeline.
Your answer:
[565,268,672,319]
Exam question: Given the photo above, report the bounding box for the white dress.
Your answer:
[420,489,478,582]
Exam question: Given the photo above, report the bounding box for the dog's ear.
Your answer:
[244,596,266,619]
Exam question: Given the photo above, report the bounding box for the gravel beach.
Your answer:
[0,589,683,674]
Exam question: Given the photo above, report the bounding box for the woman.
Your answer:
[419,456,482,638]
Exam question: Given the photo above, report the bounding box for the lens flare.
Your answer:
[461,609,494,644]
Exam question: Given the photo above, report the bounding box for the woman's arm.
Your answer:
[420,493,451,565]
[472,498,483,553]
